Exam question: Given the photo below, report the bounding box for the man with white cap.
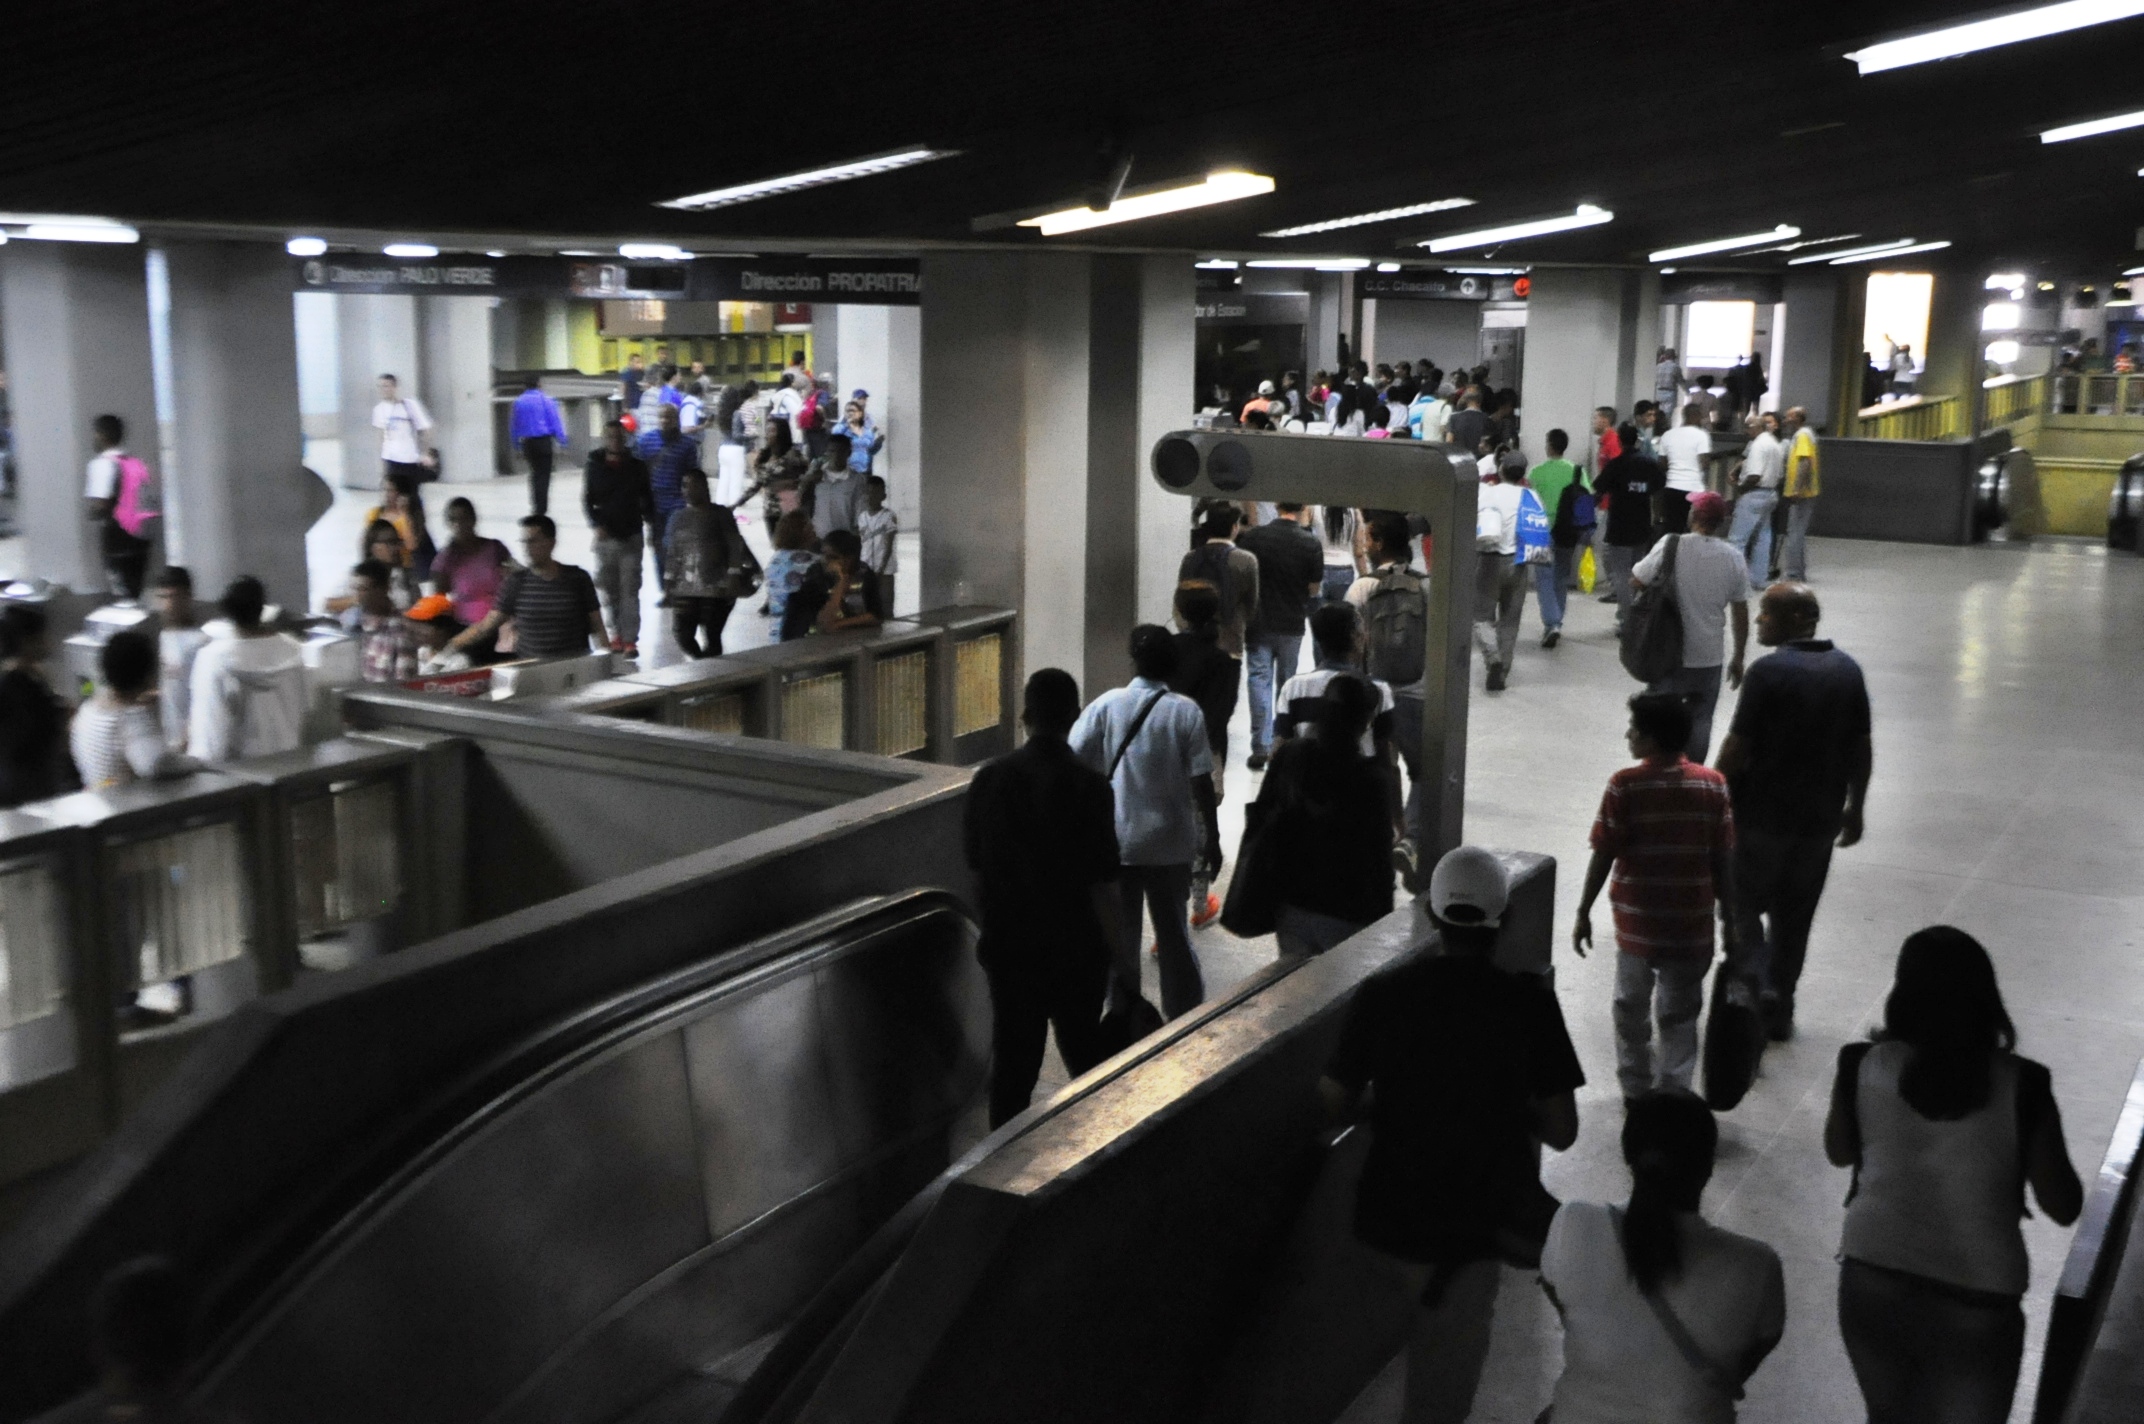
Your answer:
[1239,379,1279,424]
[1321,845,1585,1424]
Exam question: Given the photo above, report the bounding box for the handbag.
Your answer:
[1219,789,1288,938]
[1617,534,1684,684]
[1700,961,1764,1110]
[402,401,441,482]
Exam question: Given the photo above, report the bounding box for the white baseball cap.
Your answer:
[1258,379,1276,396]
[1427,846,1509,928]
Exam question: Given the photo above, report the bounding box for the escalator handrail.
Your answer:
[720,946,1328,1424]
[167,889,973,1412]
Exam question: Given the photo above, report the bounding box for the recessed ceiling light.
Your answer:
[1985,272,2027,288]
[2040,107,2144,142]
[1648,225,1801,262]
[1375,261,1401,272]
[0,213,139,244]
[1846,1,2144,75]
[1259,198,1474,238]
[285,236,327,257]
[1829,239,1952,264]
[660,147,954,211]
[1020,172,1276,236]
[1788,238,1918,265]
[557,249,602,257]
[485,250,508,258]
[618,243,691,261]
[1419,205,1612,252]
[382,242,438,258]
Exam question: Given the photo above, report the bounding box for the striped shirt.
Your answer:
[496,564,600,659]
[1589,755,1734,959]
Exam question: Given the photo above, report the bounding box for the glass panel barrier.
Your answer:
[874,651,931,757]
[0,856,68,1032]
[953,634,1002,738]
[781,672,847,750]
[110,817,252,1018]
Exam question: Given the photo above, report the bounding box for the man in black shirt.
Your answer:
[583,421,652,655]
[1444,388,1493,457]
[1169,582,1236,921]
[965,668,1127,1126]
[1589,423,1659,634]
[1236,504,1325,770]
[1323,844,1582,1424]
[1715,583,1872,1040]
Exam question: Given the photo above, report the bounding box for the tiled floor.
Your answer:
[1089,533,2143,1424]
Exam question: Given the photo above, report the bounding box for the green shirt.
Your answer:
[1527,459,1584,528]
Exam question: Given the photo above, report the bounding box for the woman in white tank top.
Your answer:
[1824,926,2083,1424]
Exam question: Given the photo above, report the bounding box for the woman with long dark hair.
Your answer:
[1825,927,2082,1423]
[1247,671,1394,956]
[1540,1092,1785,1421]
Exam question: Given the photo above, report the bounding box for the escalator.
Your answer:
[2,892,990,1424]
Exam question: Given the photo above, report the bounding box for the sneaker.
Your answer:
[1485,663,1508,692]
[609,638,627,654]
[1596,590,1618,603]
[1391,837,1420,891]
[621,643,639,659]
[1246,751,1269,772]
[1191,893,1221,929]
[1541,627,1561,649]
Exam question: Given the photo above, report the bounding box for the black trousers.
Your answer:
[672,596,735,657]
[102,520,150,600]
[1734,826,1836,1005]
[521,438,554,516]
[983,943,1109,1127]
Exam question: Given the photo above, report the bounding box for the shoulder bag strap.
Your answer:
[1106,690,1168,784]
[1661,532,1681,591]
[1609,1208,1745,1402]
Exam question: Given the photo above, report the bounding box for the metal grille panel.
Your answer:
[781,672,847,750]
[0,858,67,1030]
[953,634,1002,737]
[290,779,403,941]
[874,651,930,757]
[680,692,747,737]
[111,820,250,989]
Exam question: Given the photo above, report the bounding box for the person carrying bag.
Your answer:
[1619,534,1683,684]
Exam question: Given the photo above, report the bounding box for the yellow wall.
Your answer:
[2034,461,2120,537]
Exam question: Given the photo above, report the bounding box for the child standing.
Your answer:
[856,476,899,616]
[763,508,820,624]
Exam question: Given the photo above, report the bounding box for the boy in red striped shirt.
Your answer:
[1574,692,1739,1102]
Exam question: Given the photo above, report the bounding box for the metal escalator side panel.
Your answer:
[190,894,988,1424]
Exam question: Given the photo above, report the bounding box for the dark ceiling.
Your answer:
[4,1,2143,272]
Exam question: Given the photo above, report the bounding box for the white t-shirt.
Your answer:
[1476,481,1525,555]
[188,630,310,762]
[1633,533,1749,669]
[1742,430,1784,490]
[1541,1201,1784,1424]
[85,448,126,500]
[159,626,209,750]
[769,387,805,443]
[372,399,433,465]
[1659,423,1713,493]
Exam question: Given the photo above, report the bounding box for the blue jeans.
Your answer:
[1245,631,1302,755]
[1532,557,1565,630]
[1728,489,1778,589]
[1782,498,1816,580]
[1320,565,1356,603]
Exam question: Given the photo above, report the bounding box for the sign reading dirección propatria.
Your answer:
[293,255,923,305]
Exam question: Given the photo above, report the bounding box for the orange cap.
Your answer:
[407,594,454,621]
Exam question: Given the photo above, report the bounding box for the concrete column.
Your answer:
[542,300,571,370]
[334,294,418,489]
[417,296,495,483]
[919,252,1192,693]
[0,243,156,591]
[884,305,922,532]
[1779,270,1842,429]
[1921,257,1987,425]
[1517,268,1631,463]
[161,240,315,607]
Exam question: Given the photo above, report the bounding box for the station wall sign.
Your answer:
[1660,272,1784,304]
[293,254,923,305]
[1194,291,1310,325]
[1357,272,1524,302]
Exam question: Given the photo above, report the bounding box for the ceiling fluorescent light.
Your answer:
[2041,108,2144,142]
[285,236,327,257]
[2126,264,2144,275]
[1375,261,1402,272]
[1260,198,1474,238]
[1846,1,2144,74]
[1788,238,1916,265]
[1195,259,1240,269]
[1830,239,1953,264]
[1020,171,1275,236]
[0,212,139,244]
[619,243,691,260]
[661,147,952,211]
[1419,204,1612,252]
[1648,224,1801,262]
[383,242,438,258]
[1246,258,1369,270]
[1444,265,1529,274]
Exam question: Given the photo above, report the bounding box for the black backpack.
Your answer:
[1362,564,1427,686]
[1618,535,1685,684]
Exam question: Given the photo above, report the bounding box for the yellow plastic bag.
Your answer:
[1578,545,1597,594]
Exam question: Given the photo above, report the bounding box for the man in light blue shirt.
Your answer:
[1070,625,1217,1020]
[507,375,568,517]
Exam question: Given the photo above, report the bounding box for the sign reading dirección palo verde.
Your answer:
[293,255,923,305]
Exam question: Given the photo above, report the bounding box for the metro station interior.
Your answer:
[2,3,2144,1421]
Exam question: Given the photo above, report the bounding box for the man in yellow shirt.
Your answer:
[1780,407,1820,581]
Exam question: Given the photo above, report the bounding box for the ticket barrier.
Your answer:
[526,607,1018,765]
